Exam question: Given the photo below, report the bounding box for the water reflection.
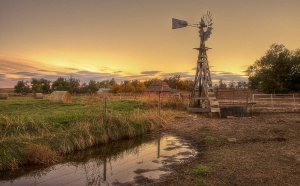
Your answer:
[0,134,197,185]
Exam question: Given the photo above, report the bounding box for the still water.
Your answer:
[0,133,197,185]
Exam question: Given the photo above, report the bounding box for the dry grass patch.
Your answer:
[26,144,59,165]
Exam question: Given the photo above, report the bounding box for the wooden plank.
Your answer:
[211,108,220,113]
[208,97,217,100]
[188,107,210,113]
[193,97,209,100]
[210,101,219,106]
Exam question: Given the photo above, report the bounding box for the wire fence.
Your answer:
[250,93,300,112]
[215,89,300,113]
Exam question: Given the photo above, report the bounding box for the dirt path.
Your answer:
[154,113,300,186]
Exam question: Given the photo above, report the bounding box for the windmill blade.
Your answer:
[172,18,188,29]
[203,27,213,41]
[200,18,206,27]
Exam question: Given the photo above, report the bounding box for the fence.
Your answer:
[85,93,189,117]
[250,93,300,112]
[215,88,250,105]
[215,89,300,113]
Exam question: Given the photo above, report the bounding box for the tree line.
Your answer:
[14,76,195,94]
[14,74,249,95]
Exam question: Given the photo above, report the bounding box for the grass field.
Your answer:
[0,96,170,171]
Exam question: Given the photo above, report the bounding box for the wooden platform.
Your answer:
[188,107,210,113]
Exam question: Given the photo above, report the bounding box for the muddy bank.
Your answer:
[154,113,300,186]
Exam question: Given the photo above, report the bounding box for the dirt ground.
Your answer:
[153,113,300,186]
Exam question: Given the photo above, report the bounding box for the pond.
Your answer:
[0,133,197,185]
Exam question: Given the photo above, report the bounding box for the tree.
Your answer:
[14,80,31,94]
[218,79,227,88]
[97,80,109,88]
[144,78,162,88]
[183,80,194,91]
[88,80,99,93]
[69,77,80,94]
[247,44,300,93]
[131,80,145,93]
[52,77,70,91]
[121,81,135,93]
[237,81,243,89]
[175,79,194,91]
[79,82,89,94]
[111,84,121,93]
[228,81,236,89]
[237,81,248,89]
[109,78,116,86]
[163,75,181,89]
[31,78,51,93]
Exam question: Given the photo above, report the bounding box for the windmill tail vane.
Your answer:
[172,12,220,116]
[172,18,188,29]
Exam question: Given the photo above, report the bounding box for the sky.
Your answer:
[1,0,300,88]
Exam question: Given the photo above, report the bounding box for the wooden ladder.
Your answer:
[207,87,221,116]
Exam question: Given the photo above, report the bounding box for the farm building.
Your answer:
[145,82,175,93]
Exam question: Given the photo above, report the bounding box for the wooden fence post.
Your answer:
[103,157,107,181]
[271,94,274,110]
[251,93,255,115]
[158,92,161,116]
[293,94,296,111]
[104,97,108,126]
[157,135,161,158]
[232,89,235,104]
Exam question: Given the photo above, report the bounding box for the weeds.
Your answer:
[204,135,216,144]
[193,164,210,176]
[192,164,211,186]
[26,144,59,165]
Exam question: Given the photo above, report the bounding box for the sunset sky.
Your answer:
[1,0,300,88]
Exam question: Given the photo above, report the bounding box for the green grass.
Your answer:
[193,164,210,176]
[192,164,212,186]
[0,96,166,171]
[204,135,216,144]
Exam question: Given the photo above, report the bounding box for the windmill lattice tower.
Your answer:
[172,12,220,115]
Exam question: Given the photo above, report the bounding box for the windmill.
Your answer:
[172,12,220,116]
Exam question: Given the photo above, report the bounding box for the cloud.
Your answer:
[0,74,6,79]
[13,71,41,76]
[0,59,38,72]
[218,72,235,75]
[160,72,194,79]
[0,56,125,87]
[123,74,148,79]
[64,67,79,71]
[159,70,248,82]
[114,70,123,73]
[211,71,247,82]
[140,70,161,75]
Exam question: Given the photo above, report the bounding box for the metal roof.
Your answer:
[145,82,174,93]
